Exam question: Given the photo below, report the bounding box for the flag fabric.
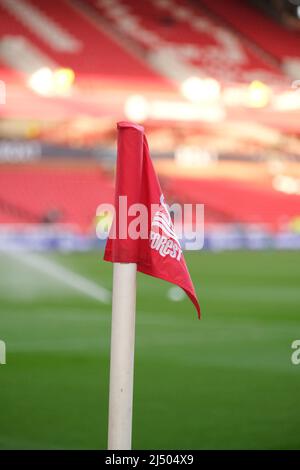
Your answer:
[104,121,200,318]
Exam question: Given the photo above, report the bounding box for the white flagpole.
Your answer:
[107,262,137,450]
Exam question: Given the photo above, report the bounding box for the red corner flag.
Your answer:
[104,122,200,318]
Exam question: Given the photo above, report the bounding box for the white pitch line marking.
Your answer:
[5,251,111,304]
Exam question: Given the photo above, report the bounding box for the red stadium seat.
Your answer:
[0,165,114,231]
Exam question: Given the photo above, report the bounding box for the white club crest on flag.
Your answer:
[150,194,182,261]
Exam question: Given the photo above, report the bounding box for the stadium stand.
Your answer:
[0,0,164,81]
[0,165,114,230]
[87,0,287,84]
[0,0,299,237]
[200,0,300,74]
[1,163,299,231]
[166,176,300,230]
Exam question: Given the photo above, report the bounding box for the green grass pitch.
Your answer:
[0,250,299,449]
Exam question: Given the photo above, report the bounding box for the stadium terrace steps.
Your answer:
[166,177,300,230]
[1,165,299,230]
[0,0,165,81]
[0,0,81,53]
[0,35,58,75]
[90,0,286,84]
[0,166,114,230]
[0,0,291,85]
[200,0,300,69]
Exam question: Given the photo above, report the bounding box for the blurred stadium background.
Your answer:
[0,0,300,450]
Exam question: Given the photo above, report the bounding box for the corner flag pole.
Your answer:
[105,121,200,449]
[107,262,137,450]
